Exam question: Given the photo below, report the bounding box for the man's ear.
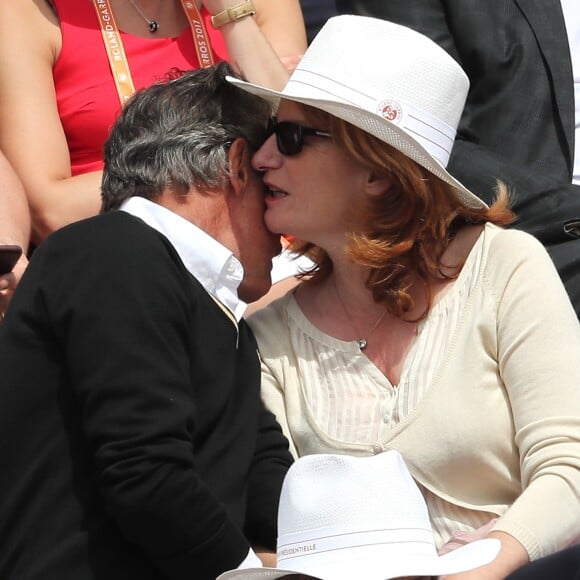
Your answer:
[227,137,251,197]
[364,170,391,197]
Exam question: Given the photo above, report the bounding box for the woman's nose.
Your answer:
[252,134,281,172]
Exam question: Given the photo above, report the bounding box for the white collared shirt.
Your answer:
[120,197,247,321]
[561,0,580,184]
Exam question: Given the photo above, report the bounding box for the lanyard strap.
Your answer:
[92,0,215,105]
[93,0,136,104]
[181,1,214,69]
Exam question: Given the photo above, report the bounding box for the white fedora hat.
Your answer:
[228,15,487,210]
[217,451,500,579]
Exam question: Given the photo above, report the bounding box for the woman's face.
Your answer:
[251,100,372,246]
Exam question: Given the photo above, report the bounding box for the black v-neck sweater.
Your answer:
[0,211,292,580]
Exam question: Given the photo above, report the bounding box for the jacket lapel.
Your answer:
[514,0,575,168]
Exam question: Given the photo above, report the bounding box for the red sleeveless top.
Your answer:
[52,0,228,175]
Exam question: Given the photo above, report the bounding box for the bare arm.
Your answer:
[202,0,306,88]
[0,152,30,253]
[253,0,307,72]
[0,0,103,246]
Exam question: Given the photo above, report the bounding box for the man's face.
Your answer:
[230,162,282,304]
[157,137,281,305]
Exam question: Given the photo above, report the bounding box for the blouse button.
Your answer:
[372,443,382,454]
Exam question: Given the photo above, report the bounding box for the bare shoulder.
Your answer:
[0,0,61,63]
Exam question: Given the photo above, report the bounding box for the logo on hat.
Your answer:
[377,100,403,124]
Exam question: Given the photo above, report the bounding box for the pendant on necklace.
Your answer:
[148,20,160,33]
[357,338,368,350]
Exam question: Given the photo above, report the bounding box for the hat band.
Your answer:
[277,526,436,566]
[281,68,457,167]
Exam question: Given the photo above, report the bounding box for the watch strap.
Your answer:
[211,0,256,29]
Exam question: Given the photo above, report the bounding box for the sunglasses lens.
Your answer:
[276,122,303,156]
[266,117,328,156]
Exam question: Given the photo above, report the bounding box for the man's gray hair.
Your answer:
[101,62,271,212]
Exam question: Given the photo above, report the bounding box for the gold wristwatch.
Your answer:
[210,0,256,29]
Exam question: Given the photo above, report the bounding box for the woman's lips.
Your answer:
[265,187,288,201]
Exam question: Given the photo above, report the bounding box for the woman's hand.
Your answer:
[279,54,303,73]
[439,519,498,555]
[440,531,529,580]
[254,547,277,568]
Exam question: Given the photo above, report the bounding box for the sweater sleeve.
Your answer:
[248,296,300,459]
[45,220,251,579]
[488,230,580,559]
[244,398,293,550]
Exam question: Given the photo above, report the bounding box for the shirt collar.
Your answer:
[120,197,247,320]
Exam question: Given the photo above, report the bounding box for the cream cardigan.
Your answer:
[249,224,580,561]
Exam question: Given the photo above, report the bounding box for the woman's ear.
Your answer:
[364,170,391,197]
[228,138,251,197]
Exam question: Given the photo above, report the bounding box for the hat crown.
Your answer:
[278,451,429,537]
[295,15,469,136]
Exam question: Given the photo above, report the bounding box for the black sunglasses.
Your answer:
[266,116,331,156]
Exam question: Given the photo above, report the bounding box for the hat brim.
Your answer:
[217,538,500,580]
[227,76,487,211]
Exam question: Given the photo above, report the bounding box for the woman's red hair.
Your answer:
[290,106,515,318]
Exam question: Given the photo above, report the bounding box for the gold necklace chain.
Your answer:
[127,0,160,33]
[332,277,387,350]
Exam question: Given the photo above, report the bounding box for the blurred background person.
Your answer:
[0,0,306,246]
